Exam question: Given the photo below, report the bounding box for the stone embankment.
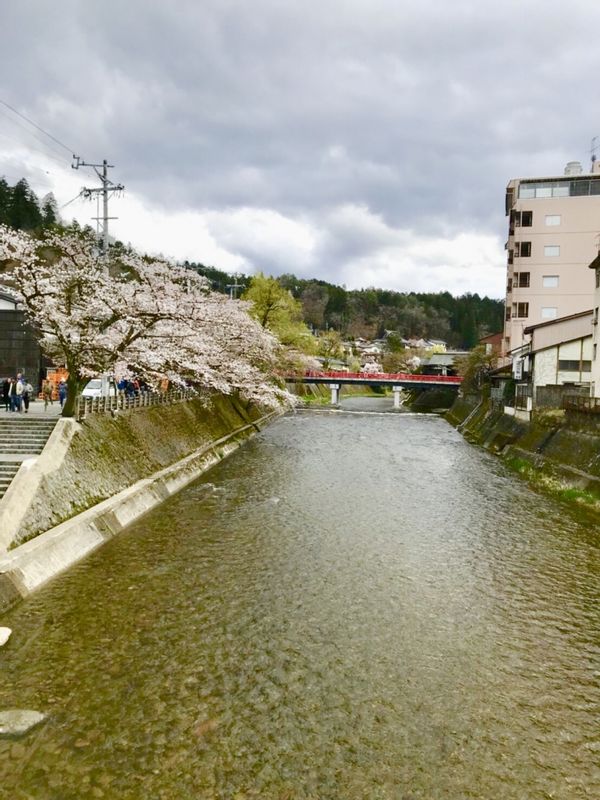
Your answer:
[447,395,600,507]
[0,395,277,611]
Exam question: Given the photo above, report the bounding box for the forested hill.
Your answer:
[0,176,503,349]
[185,262,504,349]
[0,177,58,230]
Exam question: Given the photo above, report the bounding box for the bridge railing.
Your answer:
[288,370,462,384]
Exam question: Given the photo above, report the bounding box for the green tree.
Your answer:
[40,193,59,227]
[8,179,42,230]
[0,178,10,226]
[318,330,344,366]
[243,272,316,353]
[455,345,495,394]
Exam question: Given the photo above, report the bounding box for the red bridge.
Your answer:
[286,370,462,387]
[284,370,462,405]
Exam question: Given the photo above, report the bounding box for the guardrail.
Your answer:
[562,394,600,414]
[77,389,197,421]
[288,370,462,384]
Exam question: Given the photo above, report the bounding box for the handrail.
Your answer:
[76,389,197,421]
[287,370,462,384]
[562,394,600,414]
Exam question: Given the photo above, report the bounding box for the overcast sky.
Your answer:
[2,0,600,298]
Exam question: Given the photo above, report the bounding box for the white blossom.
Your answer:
[0,226,292,411]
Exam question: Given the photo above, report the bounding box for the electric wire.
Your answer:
[0,97,74,155]
[0,102,98,181]
[0,126,70,170]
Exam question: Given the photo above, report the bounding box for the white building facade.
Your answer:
[504,161,600,356]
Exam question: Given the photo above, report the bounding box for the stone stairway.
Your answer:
[0,418,58,500]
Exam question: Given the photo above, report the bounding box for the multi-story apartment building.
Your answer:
[503,160,600,355]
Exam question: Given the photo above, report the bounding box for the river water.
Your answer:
[0,400,598,799]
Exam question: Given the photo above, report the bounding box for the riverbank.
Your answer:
[447,395,600,514]
[0,395,278,611]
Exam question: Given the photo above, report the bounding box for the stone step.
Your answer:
[0,431,48,442]
[0,447,45,453]
[0,417,56,430]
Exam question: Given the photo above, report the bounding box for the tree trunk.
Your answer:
[62,374,83,418]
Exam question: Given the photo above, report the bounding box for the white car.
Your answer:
[81,378,116,398]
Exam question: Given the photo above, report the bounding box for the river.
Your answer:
[0,400,598,799]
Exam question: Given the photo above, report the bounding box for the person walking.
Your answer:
[14,377,23,412]
[22,379,33,413]
[7,378,17,412]
[42,380,53,410]
[58,380,67,409]
[1,378,9,412]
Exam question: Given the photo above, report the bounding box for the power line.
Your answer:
[0,102,97,182]
[59,192,84,211]
[0,97,74,155]
[0,124,71,170]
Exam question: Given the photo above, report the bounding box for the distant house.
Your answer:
[421,350,469,376]
[588,252,600,397]
[479,332,503,357]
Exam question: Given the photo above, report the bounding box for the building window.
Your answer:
[558,359,592,372]
[595,344,598,361]
[512,210,532,226]
[519,179,600,198]
[505,306,511,320]
[544,245,560,257]
[515,302,529,318]
[515,241,532,257]
[541,307,557,319]
[596,269,600,289]
[545,214,561,226]
[508,249,514,265]
[595,307,599,325]
[542,275,559,288]
[517,272,530,287]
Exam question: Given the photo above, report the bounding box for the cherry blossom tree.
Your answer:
[0,226,290,415]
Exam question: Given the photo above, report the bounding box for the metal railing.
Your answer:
[76,389,197,421]
[562,394,600,414]
[290,370,462,384]
[514,383,532,411]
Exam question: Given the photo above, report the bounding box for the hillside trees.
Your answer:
[242,273,316,354]
[0,226,288,416]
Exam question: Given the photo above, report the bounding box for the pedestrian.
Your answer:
[7,378,17,412]
[1,378,9,412]
[22,379,33,413]
[42,380,53,410]
[14,376,24,412]
[58,380,67,409]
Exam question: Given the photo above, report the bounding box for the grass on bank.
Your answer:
[504,456,600,512]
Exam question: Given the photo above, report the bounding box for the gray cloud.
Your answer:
[3,0,600,296]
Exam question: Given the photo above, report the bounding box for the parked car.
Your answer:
[81,377,117,398]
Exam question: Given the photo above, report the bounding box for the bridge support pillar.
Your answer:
[392,385,404,409]
[328,383,341,405]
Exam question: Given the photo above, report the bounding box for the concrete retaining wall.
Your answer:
[446,395,600,503]
[4,394,266,549]
[0,398,278,612]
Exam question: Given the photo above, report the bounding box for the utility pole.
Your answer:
[72,156,124,255]
[226,273,243,299]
